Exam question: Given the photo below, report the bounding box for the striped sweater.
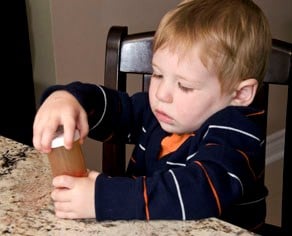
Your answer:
[42,81,267,231]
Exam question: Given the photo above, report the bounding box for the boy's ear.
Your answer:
[231,78,258,106]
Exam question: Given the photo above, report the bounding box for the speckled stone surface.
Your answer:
[0,136,257,236]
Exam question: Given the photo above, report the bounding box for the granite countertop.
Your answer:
[0,135,257,236]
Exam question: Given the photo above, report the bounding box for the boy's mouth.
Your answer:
[155,109,174,124]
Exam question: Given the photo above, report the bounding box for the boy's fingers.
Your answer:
[52,175,75,189]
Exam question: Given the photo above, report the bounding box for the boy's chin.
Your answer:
[159,123,183,134]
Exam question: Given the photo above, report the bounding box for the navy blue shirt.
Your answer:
[42,81,267,231]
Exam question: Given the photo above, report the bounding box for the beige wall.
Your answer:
[26,0,292,170]
[26,0,56,108]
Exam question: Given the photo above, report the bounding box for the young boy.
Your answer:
[33,0,271,232]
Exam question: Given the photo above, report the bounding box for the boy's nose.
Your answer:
[155,81,173,103]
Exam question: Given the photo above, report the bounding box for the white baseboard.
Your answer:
[265,129,285,165]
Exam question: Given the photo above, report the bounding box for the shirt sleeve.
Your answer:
[94,146,250,221]
[39,81,147,142]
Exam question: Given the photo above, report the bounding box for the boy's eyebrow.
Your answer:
[152,61,199,83]
[151,62,159,68]
[151,63,162,72]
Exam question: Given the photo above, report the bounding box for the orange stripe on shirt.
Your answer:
[236,149,256,180]
[245,109,265,117]
[130,156,136,163]
[143,176,150,220]
[159,133,194,159]
[194,160,222,216]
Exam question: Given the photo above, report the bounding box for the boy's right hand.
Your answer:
[33,91,89,153]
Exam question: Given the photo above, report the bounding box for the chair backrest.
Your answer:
[103,26,292,235]
[258,39,292,235]
[103,26,154,176]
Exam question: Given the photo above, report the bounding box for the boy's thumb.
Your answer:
[52,175,74,189]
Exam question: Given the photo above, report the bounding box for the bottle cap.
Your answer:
[51,129,80,148]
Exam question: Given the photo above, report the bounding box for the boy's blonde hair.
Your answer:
[153,0,272,93]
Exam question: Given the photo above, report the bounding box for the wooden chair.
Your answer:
[256,39,292,236]
[102,26,292,235]
[102,26,154,176]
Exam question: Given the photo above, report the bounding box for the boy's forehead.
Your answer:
[156,40,207,62]
[153,44,210,71]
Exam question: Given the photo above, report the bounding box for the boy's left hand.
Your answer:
[51,170,99,219]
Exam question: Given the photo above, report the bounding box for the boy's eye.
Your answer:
[152,73,163,79]
[178,82,193,92]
